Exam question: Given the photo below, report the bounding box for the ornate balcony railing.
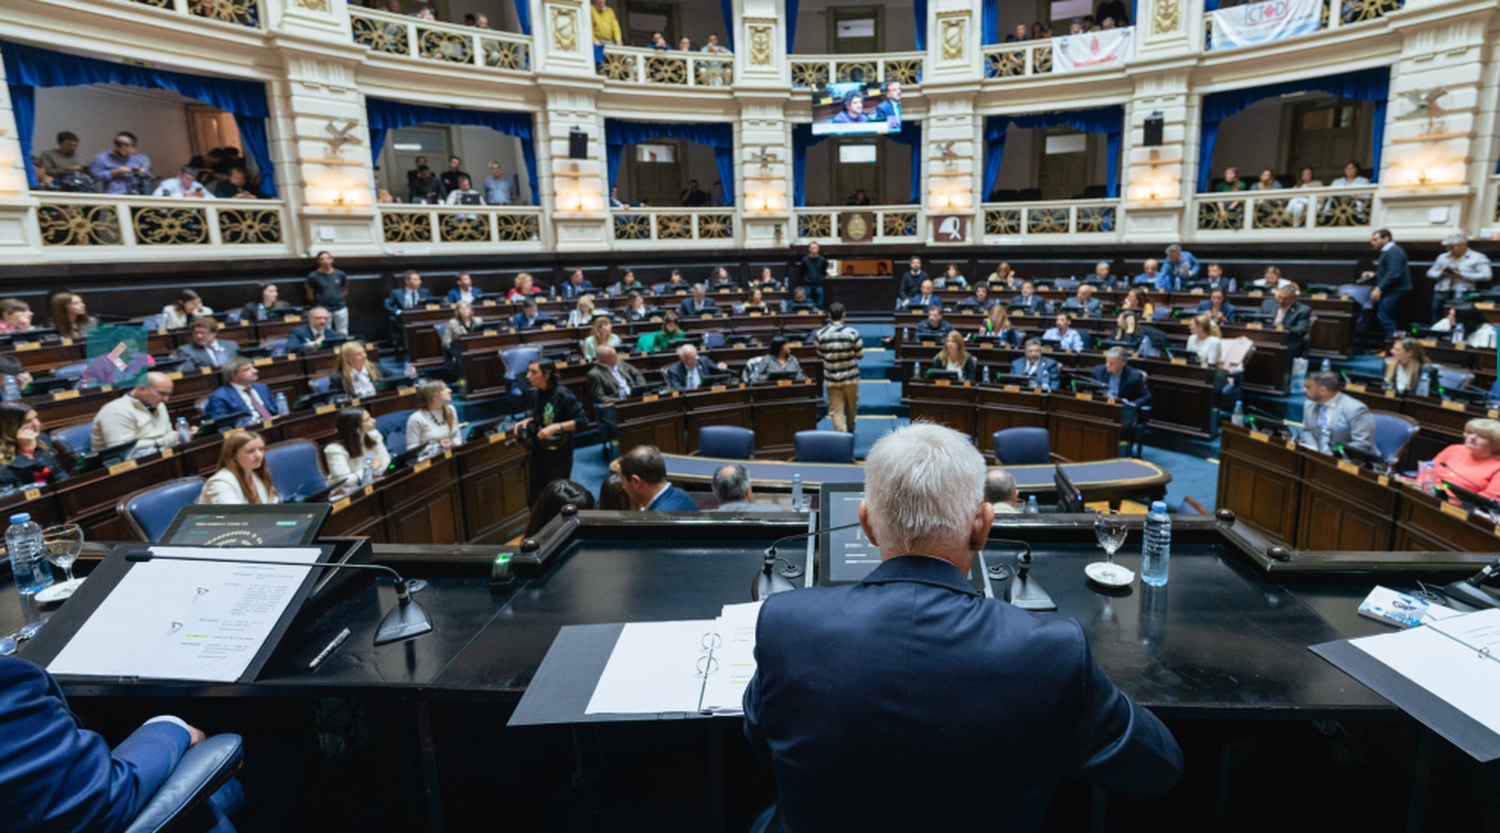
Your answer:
[380,205,543,246]
[125,0,261,28]
[351,10,531,71]
[789,53,923,89]
[34,196,289,252]
[1203,0,1402,51]
[1192,186,1374,233]
[981,199,1119,239]
[981,43,1054,79]
[596,46,735,87]
[793,206,921,241]
[611,208,735,244]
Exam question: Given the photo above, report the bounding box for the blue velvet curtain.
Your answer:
[983,106,1123,199]
[786,0,799,52]
[719,0,735,51]
[1197,65,1390,192]
[981,0,998,45]
[512,0,531,35]
[914,0,928,50]
[604,120,736,207]
[2,39,277,195]
[793,122,921,206]
[366,97,539,205]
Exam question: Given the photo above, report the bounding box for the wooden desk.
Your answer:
[613,381,822,458]
[904,381,1125,461]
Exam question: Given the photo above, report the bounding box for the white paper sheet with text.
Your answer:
[699,601,762,715]
[1352,608,1500,736]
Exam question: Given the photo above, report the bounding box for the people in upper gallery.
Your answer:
[783,286,819,313]
[743,422,1182,833]
[678,35,694,51]
[517,360,590,505]
[205,357,277,423]
[931,331,977,383]
[1093,348,1153,407]
[618,444,697,511]
[441,301,482,350]
[0,299,34,335]
[406,154,428,189]
[987,262,1017,288]
[560,268,597,300]
[1259,285,1312,355]
[445,272,485,305]
[1009,280,1050,315]
[1043,312,1086,352]
[151,165,214,199]
[613,269,644,295]
[1414,418,1500,500]
[1300,371,1377,457]
[1185,313,1223,367]
[1250,168,1283,191]
[680,179,710,207]
[1199,262,1236,294]
[1196,288,1237,325]
[1363,228,1412,337]
[1088,260,1119,288]
[443,175,481,206]
[1133,258,1169,291]
[1105,311,1148,353]
[386,270,434,320]
[978,304,1023,347]
[306,251,350,334]
[1164,244,1199,288]
[409,166,445,204]
[679,284,718,317]
[329,341,381,398]
[33,130,83,181]
[935,263,967,290]
[1331,160,1371,187]
[440,156,470,195]
[847,189,872,206]
[509,272,542,302]
[636,311,686,353]
[242,282,290,323]
[1005,23,1029,41]
[160,289,214,330]
[0,403,64,488]
[962,284,998,312]
[324,406,392,488]
[1432,305,1497,349]
[590,0,623,45]
[899,256,930,299]
[407,380,461,452]
[1249,264,1293,290]
[1382,338,1435,395]
[914,305,954,341]
[50,292,93,342]
[581,314,622,362]
[523,480,597,537]
[664,343,729,392]
[1060,284,1102,317]
[92,372,188,453]
[91,131,150,195]
[1286,166,1324,225]
[587,344,645,406]
[751,267,781,292]
[510,298,549,331]
[1427,234,1493,322]
[646,31,670,50]
[1010,339,1061,389]
[711,463,782,512]
[738,288,770,315]
[1096,0,1129,24]
[567,295,597,328]
[213,167,261,200]
[744,336,806,384]
[905,279,940,310]
[484,161,516,206]
[200,429,278,505]
[175,317,239,370]
[1214,166,1247,192]
[799,241,829,308]
[624,290,656,321]
[832,90,869,125]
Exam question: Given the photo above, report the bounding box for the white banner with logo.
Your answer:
[1052,28,1135,74]
[1209,0,1321,51]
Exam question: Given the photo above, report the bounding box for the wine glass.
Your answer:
[43,524,83,585]
[1090,512,1133,586]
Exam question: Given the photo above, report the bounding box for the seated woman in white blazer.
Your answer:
[324,406,392,487]
[406,380,461,451]
[199,428,279,504]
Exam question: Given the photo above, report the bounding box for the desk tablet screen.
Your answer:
[826,490,881,583]
[160,508,327,547]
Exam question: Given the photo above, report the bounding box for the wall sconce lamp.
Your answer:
[332,190,348,206]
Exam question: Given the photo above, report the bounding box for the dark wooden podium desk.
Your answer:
[1,512,1489,831]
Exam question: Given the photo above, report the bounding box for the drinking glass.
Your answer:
[43,524,83,584]
[1091,512,1131,585]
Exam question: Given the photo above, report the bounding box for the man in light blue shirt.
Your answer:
[483,161,515,205]
[1042,312,1086,352]
[90,132,151,195]
[1164,245,1199,289]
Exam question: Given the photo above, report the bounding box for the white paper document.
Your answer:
[48,546,322,683]
[1351,608,1500,736]
[700,602,763,716]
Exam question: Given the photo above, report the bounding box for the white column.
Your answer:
[1123,69,1191,242]
[0,42,44,262]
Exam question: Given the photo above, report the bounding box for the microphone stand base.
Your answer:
[1008,576,1057,612]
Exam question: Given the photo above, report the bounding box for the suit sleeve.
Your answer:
[384,292,400,317]
[1130,373,1152,409]
[561,388,589,431]
[1349,405,1377,456]
[1064,623,1183,797]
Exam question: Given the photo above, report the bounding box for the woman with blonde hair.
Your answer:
[1382,338,1434,395]
[979,304,1022,347]
[581,314,622,362]
[566,295,597,328]
[932,330,977,382]
[1415,418,1500,499]
[508,272,539,302]
[1186,313,1222,366]
[407,380,460,450]
[987,262,1016,289]
[442,301,482,349]
[328,341,381,398]
[200,429,278,504]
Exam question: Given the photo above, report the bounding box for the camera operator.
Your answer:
[90,132,152,195]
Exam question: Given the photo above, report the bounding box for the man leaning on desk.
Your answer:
[743,423,1183,833]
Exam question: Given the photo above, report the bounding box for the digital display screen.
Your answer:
[811,82,904,137]
[159,507,327,547]
[826,490,881,583]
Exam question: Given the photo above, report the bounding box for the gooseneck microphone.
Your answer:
[754,522,863,601]
[1438,461,1487,493]
[124,551,432,646]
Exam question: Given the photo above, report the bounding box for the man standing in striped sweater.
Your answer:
[815,302,864,433]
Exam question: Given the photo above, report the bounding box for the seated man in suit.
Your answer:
[285,306,344,353]
[905,279,941,310]
[960,284,997,312]
[1257,285,1312,357]
[617,443,698,510]
[679,284,718,318]
[446,272,485,305]
[663,343,729,392]
[1008,280,1051,315]
[711,463,783,512]
[913,305,954,342]
[0,655,243,833]
[781,286,819,313]
[175,317,239,370]
[586,345,647,406]
[1133,258,1169,291]
[1009,338,1061,389]
[743,422,1182,833]
[509,298,550,330]
[1198,262,1236,294]
[1196,288,1237,325]
[1043,312,1087,352]
[559,269,596,300]
[1091,347,1152,408]
[384,270,433,351]
[1088,260,1119,288]
[1059,284,1103,317]
[1300,371,1377,457]
[204,357,277,422]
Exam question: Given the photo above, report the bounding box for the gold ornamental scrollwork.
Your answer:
[1252,200,1295,230]
[614,214,651,240]
[37,205,123,247]
[1075,207,1114,234]
[296,0,329,11]
[598,51,636,80]
[1154,0,1180,35]
[551,7,578,52]
[941,19,965,62]
[382,212,433,243]
[188,0,258,27]
[1027,208,1069,234]
[496,214,540,242]
[1342,0,1401,25]
[791,62,829,88]
[985,209,1021,235]
[985,51,1026,78]
[129,0,171,7]
[698,214,733,240]
[352,15,409,55]
[439,213,490,242]
[694,60,732,86]
[483,39,528,70]
[1031,45,1052,74]
[134,207,210,246]
[883,58,922,85]
[657,214,692,239]
[882,212,917,237]
[749,26,773,66]
[1316,194,1372,228]
[648,55,688,85]
[419,28,473,63]
[797,213,832,238]
[218,209,283,245]
[1197,200,1244,231]
[835,61,876,83]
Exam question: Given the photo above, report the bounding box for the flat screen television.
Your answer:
[811,81,904,136]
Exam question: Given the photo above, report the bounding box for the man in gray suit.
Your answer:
[711,463,782,511]
[1300,371,1377,457]
[585,345,646,406]
[174,317,239,370]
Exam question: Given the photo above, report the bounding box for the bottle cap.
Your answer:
[10,513,30,523]
[1150,501,1167,512]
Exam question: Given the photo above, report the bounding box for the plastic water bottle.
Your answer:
[6,513,52,596]
[1023,495,1039,514]
[1040,371,1051,391]
[902,327,910,341]
[982,365,991,384]
[1320,358,1331,373]
[275,391,290,416]
[362,455,376,486]
[1231,401,1244,427]
[2,375,19,402]
[1416,370,1431,398]
[1141,500,1172,586]
[913,360,921,380]
[176,416,191,446]
[791,473,804,511]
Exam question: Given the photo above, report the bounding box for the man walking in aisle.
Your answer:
[815,302,864,433]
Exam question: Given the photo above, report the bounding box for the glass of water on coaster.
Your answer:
[1087,511,1135,587]
[37,523,85,603]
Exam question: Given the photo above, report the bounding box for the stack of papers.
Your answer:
[585,601,762,717]
[1349,608,1500,738]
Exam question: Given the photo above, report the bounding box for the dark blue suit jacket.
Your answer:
[285,325,344,353]
[1091,364,1152,408]
[509,311,551,330]
[445,287,486,304]
[663,360,726,392]
[647,484,697,511]
[1010,355,1061,388]
[1194,299,1237,321]
[743,556,1182,833]
[384,287,433,318]
[1374,242,1412,293]
[0,657,191,832]
[204,382,273,421]
[559,281,596,300]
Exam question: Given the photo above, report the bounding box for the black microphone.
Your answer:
[1445,557,1500,611]
[1438,461,1487,493]
[754,522,863,600]
[124,551,431,646]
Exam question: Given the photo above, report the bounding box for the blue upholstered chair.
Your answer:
[992,427,1051,466]
[1435,366,1473,395]
[53,361,88,379]
[502,346,541,409]
[699,426,754,459]
[121,733,244,833]
[261,338,289,357]
[1337,284,1373,309]
[311,375,332,394]
[376,409,413,455]
[51,422,94,457]
[794,430,855,464]
[702,331,726,350]
[117,476,206,542]
[264,438,327,500]
[1371,411,1418,466]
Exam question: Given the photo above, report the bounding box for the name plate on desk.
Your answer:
[1477,302,1496,311]
[701,315,713,320]
[108,460,137,476]
[1076,393,1093,401]
[253,358,273,367]
[1040,347,1054,353]
[262,419,274,429]
[1004,385,1021,392]
[650,317,662,323]
[160,447,174,459]
[1456,342,1468,350]
[1419,339,1438,348]
[61,338,72,346]
[444,449,453,459]
[797,310,810,316]
[557,361,568,368]
[1190,289,1204,295]
[788,342,803,348]
[711,385,726,392]
[1442,400,1467,411]
[52,390,80,401]
[749,312,761,318]
[14,341,38,352]
[1170,357,1187,365]
[1286,440,1298,450]
[1385,389,1398,398]
[1337,460,1360,476]
[1275,325,1284,332]
[332,497,351,513]
[934,380,950,387]
[733,343,746,349]
[488,432,506,444]
[542,325,556,331]
[483,300,496,306]
[1379,475,1391,487]
[1107,397,1116,405]
[425,304,440,311]
[643,394,660,402]
[413,459,432,474]
[719,289,730,294]
[24,488,41,501]
[1346,383,1367,392]
[1439,501,1469,521]
[316,404,337,415]
[284,315,303,323]
[1250,430,1270,443]
[1311,293,1328,300]
[399,386,416,396]
[157,328,167,335]
[201,367,213,375]
[483,330,498,336]
[1248,291,1264,298]
[1245,323,1264,330]
[779,380,795,387]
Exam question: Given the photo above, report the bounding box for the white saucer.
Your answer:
[34,578,84,604]
[1085,562,1135,587]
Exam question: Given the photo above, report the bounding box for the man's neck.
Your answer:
[880,549,973,576]
[646,481,671,506]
